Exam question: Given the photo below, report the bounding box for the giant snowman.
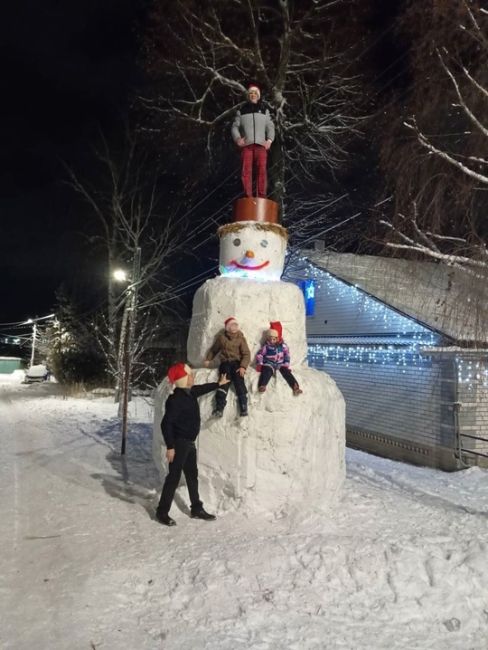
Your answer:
[153,197,345,516]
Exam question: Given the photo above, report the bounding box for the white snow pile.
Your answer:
[25,364,48,380]
[0,369,25,383]
[156,275,346,514]
[2,378,488,650]
[153,366,345,515]
[187,277,309,366]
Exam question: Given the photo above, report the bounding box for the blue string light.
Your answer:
[288,258,488,388]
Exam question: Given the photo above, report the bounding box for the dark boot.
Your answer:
[238,394,248,416]
[156,512,176,526]
[214,386,228,415]
[190,507,216,521]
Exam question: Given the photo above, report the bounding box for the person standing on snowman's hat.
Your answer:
[155,363,230,526]
[231,84,275,198]
[204,317,251,417]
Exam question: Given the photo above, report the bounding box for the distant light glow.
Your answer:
[113,269,128,282]
[291,257,431,334]
[300,279,316,316]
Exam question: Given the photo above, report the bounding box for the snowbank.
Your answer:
[156,274,346,515]
[153,366,345,516]
[3,384,488,649]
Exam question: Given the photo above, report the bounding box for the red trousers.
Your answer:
[241,144,267,197]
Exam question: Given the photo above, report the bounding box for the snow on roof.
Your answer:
[305,251,488,344]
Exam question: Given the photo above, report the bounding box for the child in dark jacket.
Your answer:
[204,316,251,417]
[155,363,229,527]
[256,321,302,395]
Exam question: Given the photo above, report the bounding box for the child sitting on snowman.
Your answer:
[255,321,302,395]
[204,316,251,417]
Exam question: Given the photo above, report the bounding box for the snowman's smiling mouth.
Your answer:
[229,259,270,270]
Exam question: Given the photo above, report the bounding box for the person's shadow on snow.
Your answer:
[90,419,163,518]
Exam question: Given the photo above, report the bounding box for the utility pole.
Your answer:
[30,321,37,368]
[120,246,141,455]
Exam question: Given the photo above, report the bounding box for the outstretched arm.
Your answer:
[256,344,266,367]
[191,382,219,398]
[240,338,251,369]
[265,109,275,143]
[282,343,291,368]
[205,336,222,363]
[231,111,242,142]
[191,374,230,398]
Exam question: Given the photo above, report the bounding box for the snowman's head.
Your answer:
[218,222,288,281]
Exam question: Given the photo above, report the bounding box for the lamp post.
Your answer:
[25,314,54,369]
[113,247,141,455]
[26,319,37,368]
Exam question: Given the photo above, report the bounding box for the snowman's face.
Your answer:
[219,225,286,281]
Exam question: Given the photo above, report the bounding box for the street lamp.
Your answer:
[27,319,37,368]
[113,268,129,283]
[113,249,141,455]
[25,314,55,369]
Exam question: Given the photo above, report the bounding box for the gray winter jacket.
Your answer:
[231,101,275,147]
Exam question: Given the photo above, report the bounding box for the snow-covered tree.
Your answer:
[46,289,106,385]
[141,0,365,232]
[378,1,488,276]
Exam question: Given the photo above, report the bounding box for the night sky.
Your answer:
[0,0,146,322]
[0,0,406,324]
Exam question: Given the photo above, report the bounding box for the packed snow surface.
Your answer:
[187,277,309,367]
[153,367,345,514]
[2,375,488,650]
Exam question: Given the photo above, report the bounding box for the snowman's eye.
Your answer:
[260,239,268,248]
[233,238,241,246]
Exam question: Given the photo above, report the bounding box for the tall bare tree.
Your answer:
[378,0,488,276]
[65,130,189,392]
[141,0,365,230]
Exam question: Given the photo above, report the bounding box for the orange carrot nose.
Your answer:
[245,250,255,258]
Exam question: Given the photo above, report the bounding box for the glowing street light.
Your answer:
[113,250,141,455]
[113,269,129,283]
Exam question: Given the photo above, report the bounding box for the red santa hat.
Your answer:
[224,317,238,331]
[269,321,283,341]
[167,363,192,388]
[247,84,261,99]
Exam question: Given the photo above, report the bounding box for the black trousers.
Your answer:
[156,438,202,516]
[215,360,247,410]
[258,365,298,389]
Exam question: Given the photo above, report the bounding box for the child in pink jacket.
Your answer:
[255,321,302,395]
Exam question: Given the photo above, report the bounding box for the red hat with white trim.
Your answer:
[269,321,282,341]
[167,363,192,388]
[247,84,261,99]
[224,317,238,331]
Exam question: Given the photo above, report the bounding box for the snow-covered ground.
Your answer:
[1,373,488,650]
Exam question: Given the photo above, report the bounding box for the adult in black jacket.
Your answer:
[155,363,229,527]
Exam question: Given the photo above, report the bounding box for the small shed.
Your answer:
[0,357,23,374]
[285,250,488,470]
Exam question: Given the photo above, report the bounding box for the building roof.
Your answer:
[304,251,488,344]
